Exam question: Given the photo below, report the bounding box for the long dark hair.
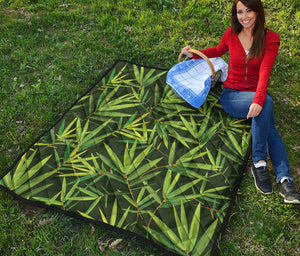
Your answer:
[231,0,266,59]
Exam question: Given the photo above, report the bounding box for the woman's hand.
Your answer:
[247,103,262,119]
[181,45,193,58]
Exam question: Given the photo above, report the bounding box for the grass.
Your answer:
[0,0,299,255]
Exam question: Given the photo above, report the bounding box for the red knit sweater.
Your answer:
[192,27,280,107]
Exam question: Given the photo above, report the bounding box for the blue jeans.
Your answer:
[220,88,292,183]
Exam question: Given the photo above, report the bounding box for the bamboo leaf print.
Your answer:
[146,211,184,250]
[168,141,177,165]
[173,202,189,250]
[188,203,201,251]
[192,219,218,255]
[14,169,56,195]
[11,149,39,188]
[0,61,252,256]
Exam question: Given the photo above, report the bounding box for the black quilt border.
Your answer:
[0,60,251,256]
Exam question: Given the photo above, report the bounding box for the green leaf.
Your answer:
[12,155,52,190]
[144,226,182,254]
[77,211,95,220]
[168,141,176,165]
[59,118,77,139]
[154,84,160,105]
[177,145,207,163]
[160,194,204,208]
[22,183,54,199]
[123,112,138,128]
[123,143,131,171]
[126,144,152,175]
[14,168,56,195]
[121,194,136,208]
[199,121,222,147]
[35,191,62,206]
[80,119,113,150]
[88,93,95,115]
[167,129,191,148]
[76,118,82,142]
[117,206,131,228]
[198,106,211,137]
[58,119,66,136]
[107,68,117,84]
[111,198,118,226]
[168,178,202,198]
[173,202,188,250]
[204,186,229,194]
[218,148,243,164]
[162,169,172,198]
[144,182,161,204]
[242,131,251,155]
[227,130,242,156]
[68,196,98,201]
[179,114,197,138]
[165,172,180,198]
[168,164,208,180]
[129,157,163,180]
[133,65,142,84]
[147,211,184,250]
[143,70,167,87]
[202,193,229,200]
[193,219,218,255]
[61,177,67,202]
[0,172,12,188]
[188,203,201,251]
[99,86,119,109]
[12,149,38,188]
[103,143,124,173]
[77,186,99,198]
[130,171,161,186]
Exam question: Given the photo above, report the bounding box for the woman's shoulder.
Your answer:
[265,29,280,43]
[221,27,235,39]
[225,27,234,35]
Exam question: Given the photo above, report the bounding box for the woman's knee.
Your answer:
[262,95,274,112]
[220,89,254,118]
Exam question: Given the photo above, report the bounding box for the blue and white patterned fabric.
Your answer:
[166,57,228,108]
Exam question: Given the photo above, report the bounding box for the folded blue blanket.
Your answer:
[167,58,228,108]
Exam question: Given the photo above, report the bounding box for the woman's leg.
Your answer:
[220,88,273,193]
[220,88,252,119]
[220,88,291,179]
[220,88,299,203]
[266,108,292,183]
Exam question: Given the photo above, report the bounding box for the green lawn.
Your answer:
[0,0,299,255]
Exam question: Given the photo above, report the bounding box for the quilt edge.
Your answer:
[0,183,179,256]
[210,140,252,256]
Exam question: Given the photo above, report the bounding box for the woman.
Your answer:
[181,0,299,204]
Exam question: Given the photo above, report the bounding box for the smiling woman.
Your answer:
[181,0,300,204]
[231,0,266,60]
[236,3,257,30]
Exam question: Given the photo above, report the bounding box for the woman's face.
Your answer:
[236,1,257,30]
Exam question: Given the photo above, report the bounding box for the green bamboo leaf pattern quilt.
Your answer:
[0,60,251,256]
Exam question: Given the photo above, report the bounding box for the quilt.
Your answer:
[0,60,252,256]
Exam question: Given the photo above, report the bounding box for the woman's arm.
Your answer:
[247,31,280,118]
[252,41,280,107]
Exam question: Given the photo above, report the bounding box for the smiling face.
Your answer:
[236,1,257,31]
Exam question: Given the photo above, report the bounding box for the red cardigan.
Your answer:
[192,27,280,107]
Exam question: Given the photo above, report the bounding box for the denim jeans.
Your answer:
[220,88,292,183]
